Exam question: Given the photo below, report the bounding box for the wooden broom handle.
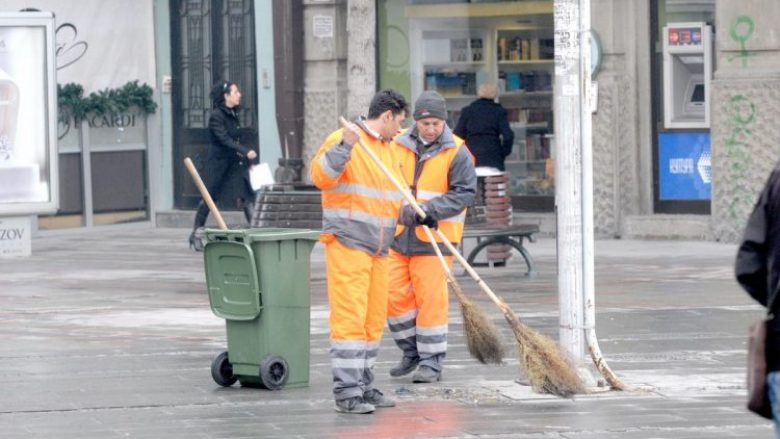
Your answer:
[184,157,228,230]
[338,117,503,305]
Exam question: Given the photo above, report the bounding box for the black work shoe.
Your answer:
[389,355,420,377]
[363,389,396,408]
[334,396,375,414]
[412,366,441,383]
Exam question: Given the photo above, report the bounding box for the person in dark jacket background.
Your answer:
[736,161,780,431]
[188,81,258,251]
[453,83,514,171]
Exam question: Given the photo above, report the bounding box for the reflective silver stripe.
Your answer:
[417,341,447,354]
[323,208,394,228]
[417,325,448,336]
[331,358,365,369]
[439,211,467,224]
[417,189,445,201]
[319,154,341,179]
[328,183,404,202]
[387,309,417,325]
[366,341,381,351]
[331,340,367,350]
[390,326,416,340]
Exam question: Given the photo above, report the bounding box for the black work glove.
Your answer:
[415,209,438,229]
[399,205,438,229]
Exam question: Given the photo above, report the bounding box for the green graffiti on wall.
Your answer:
[723,95,756,229]
[729,15,755,68]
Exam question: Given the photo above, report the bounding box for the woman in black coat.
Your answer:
[189,81,258,250]
[453,83,514,171]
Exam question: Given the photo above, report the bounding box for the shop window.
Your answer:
[378,0,555,212]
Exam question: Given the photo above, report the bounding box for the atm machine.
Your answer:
[663,22,712,129]
[657,22,713,208]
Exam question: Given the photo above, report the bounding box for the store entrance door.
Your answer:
[170,0,258,209]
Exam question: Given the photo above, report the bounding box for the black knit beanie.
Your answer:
[413,91,447,120]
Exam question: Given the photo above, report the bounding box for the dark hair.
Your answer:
[367,89,409,120]
[210,80,237,107]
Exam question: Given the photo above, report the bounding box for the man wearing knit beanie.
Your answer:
[413,90,449,122]
[387,90,477,383]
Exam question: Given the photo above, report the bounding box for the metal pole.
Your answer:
[579,0,594,345]
[579,1,627,390]
[554,0,585,362]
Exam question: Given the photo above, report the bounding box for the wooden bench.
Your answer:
[459,224,540,276]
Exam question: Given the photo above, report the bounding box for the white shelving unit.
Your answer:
[407,9,555,203]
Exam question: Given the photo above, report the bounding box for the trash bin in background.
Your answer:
[204,228,320,389]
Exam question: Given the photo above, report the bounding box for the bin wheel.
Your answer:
[211,351,238,387]
[259,355,289,390]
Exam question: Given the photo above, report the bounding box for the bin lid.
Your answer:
[204,241,262,321]
[205,228,320,243]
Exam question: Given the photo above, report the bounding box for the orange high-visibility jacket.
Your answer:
[392,125,476,254]
[310,120,404,256]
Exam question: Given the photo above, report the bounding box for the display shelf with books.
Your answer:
[493,25,554,207]
[410,22,556,209]
[495,29,554,62]
[416,29,491,115]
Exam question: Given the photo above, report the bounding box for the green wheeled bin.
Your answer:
[203,228,320,389]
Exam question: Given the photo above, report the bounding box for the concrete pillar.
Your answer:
[346,0,376,119]
[300,0,375,181]
[301,0,348,180]
[712,0,780,242]
[590,0,645,237]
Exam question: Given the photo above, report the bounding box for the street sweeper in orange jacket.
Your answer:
[310,89,410,414]
[386,91,477,383]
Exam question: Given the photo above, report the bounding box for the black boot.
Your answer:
[188,231,204,252]
[243,201,255,226]
[190,202,209,251]
[389,355,419,377]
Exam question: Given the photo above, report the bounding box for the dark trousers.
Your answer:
[192,158,254,231]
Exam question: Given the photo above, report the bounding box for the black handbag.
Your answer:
[747,318,773,419]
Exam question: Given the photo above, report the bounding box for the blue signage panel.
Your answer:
[658,132,711,200]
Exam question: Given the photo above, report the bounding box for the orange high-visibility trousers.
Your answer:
[387,249,451,371]
[324,235,389,400]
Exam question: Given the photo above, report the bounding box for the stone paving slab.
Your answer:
[0,227,772,438]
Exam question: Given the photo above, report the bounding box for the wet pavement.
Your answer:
[0,227,771,438]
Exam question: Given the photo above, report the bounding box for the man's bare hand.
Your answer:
[340,120,361,147]
[246,150,258,160]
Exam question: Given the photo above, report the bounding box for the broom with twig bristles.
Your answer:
[420,225,504,365]
[340,117,585,397]
[430,226,584,397]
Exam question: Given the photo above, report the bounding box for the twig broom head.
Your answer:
[495,298,585,398]
[449,279,504,365]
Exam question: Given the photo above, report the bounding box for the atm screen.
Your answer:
[691,83,705,103]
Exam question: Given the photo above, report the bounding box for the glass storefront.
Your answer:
[378,0,555,212]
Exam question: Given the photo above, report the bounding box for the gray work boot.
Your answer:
[412,365,441,383]
[363,389,396,408]
[389,355,420,377]
[334,396,375,414]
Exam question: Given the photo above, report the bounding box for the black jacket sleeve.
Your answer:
[498,107,514,158]
[736,174,772,307]
[453,107,469,140]
[209,112,251,157]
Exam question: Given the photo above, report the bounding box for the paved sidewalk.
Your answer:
[0,227,771,438]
